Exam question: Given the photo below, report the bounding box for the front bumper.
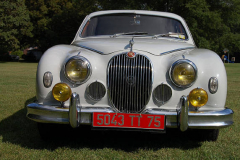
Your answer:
[27,93,234,131]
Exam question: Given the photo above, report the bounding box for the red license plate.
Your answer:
[93,113,165,130]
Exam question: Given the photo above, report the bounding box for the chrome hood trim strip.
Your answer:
[160,47,196,55]
[78,44,104,54]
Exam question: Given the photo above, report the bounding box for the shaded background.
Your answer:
[1,0,240,60]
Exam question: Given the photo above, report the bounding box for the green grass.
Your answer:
[0,62,239,159]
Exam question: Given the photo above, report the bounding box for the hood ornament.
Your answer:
[126,38,136,58]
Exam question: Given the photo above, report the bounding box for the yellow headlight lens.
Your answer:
[171,60,197,87]
[52,83,72,102]
[65,57,91,84]
[188,88,208,107]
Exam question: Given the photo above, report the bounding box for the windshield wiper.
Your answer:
[153,32,185,39]
[111,32,148,38]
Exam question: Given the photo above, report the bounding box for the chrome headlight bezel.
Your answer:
[169,59,197,88]
[64,56,92,84]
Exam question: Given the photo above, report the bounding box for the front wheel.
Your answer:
[37,123,57,140]
[191,129,219,141]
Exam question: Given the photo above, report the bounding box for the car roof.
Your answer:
[87,10,184,21]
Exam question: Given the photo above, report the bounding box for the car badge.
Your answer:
[126,76,136,86]
[127,38,136,58]
[127,51,136,58]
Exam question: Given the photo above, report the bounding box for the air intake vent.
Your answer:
[86,81,106,101]
[153,84,172,104]
[107,53,153,113]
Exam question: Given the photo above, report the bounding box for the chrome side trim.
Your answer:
[78,44,104,54]
[179,96,188,131]
[69,93,80,128]
[160,47,195,55]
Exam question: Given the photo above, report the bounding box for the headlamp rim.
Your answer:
[64,56,92,84]
[169,59,197,88]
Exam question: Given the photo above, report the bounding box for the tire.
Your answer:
[191,129,219,141]
[205,129,219,141]
[37,123,59,140]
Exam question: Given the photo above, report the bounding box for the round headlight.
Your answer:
[65,56,91,84]
[188,88,208,107]
[170,59,197,88]
[52,83,72,102]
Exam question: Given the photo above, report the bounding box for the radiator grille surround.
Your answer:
[107,53,153,113]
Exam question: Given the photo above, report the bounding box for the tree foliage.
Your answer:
[25,0,99,51]
[0,0,33,53]
[1,0,240,55]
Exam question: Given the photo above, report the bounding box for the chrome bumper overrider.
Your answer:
[27,93,234,131]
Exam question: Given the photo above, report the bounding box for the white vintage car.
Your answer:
[27,10,233,141]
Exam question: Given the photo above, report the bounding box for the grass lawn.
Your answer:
[0,62,239,159]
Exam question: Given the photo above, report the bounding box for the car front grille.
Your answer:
[107,53,153,113]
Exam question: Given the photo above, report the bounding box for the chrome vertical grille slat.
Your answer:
[108,53,153,113]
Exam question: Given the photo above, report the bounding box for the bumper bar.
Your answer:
[27,93,234,131]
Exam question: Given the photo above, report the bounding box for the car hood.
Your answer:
[72,38,195,55]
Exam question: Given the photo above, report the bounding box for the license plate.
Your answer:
[93,113,165,130]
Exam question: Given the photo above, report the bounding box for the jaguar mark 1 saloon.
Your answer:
[27,10,234,141]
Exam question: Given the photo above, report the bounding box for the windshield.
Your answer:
[81,14,188,39]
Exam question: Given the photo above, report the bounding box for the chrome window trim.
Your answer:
[79,13,191,42]
[64,56,92,85]
[169,59,197,88]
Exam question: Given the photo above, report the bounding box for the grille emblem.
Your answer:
[127,51,136,58]
[126,76,136,86]
[127,38,136,58]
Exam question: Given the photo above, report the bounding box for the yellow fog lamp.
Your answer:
[188,88,208,107]
[52,83,72,102]
[170,59,197,88]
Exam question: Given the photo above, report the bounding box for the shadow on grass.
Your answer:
[0,97,203,151]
